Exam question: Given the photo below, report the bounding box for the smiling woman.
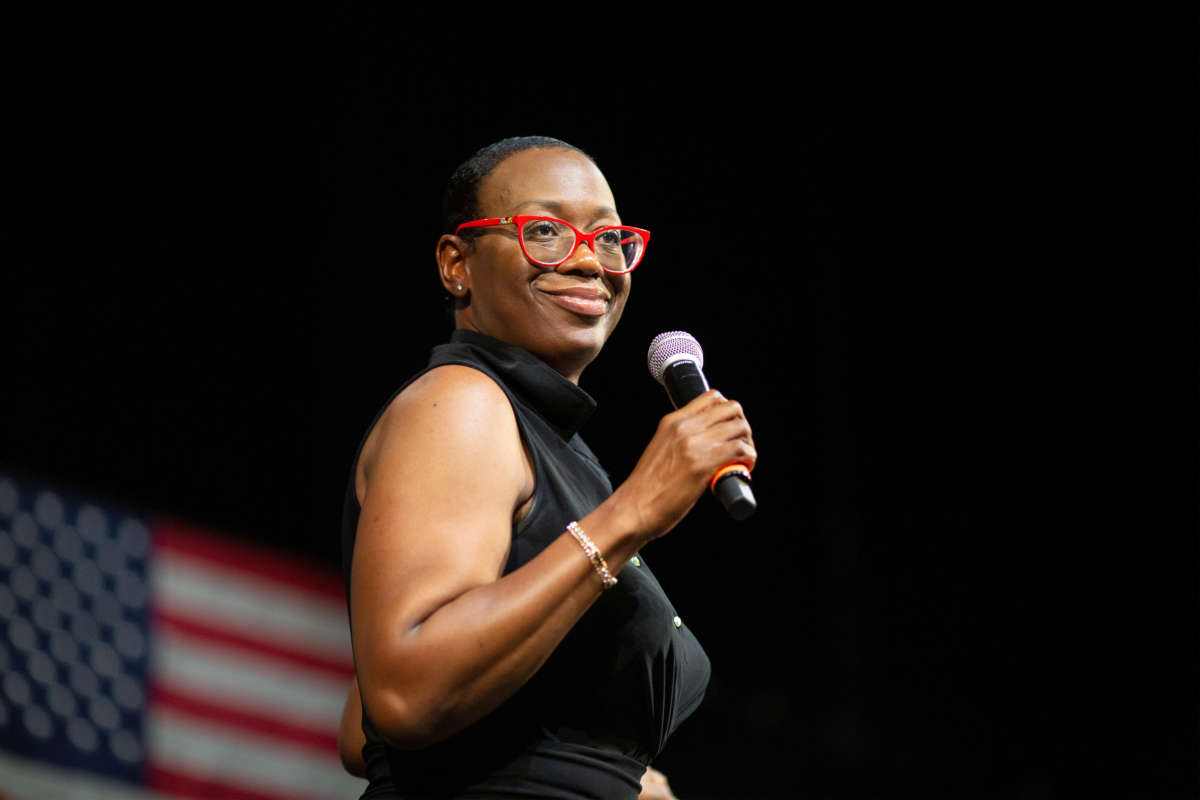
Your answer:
[440,145,634,382]
[337,137,756,799]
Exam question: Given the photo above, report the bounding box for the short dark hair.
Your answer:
[441,136,594,237]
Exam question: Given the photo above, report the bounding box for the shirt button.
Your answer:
[630,556,641,567]
[672,615,682,629]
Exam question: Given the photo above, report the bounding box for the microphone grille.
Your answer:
[647,331,704,384]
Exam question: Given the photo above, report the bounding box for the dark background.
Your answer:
[3,9,1194,798]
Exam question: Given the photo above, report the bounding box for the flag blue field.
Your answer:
[0,474,364,800]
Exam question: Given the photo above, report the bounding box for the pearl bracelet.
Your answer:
[566,521,617,589]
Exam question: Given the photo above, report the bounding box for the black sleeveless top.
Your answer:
[341,330,711,799]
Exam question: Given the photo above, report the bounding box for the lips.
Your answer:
[538,285,611,317]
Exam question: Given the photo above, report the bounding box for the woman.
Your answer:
[340,136,756,798]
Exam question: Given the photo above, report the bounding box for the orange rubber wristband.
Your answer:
[710,463,752,492]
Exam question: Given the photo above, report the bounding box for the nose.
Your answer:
[557,238,603,277]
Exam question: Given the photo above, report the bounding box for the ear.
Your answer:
[436,234,470,297]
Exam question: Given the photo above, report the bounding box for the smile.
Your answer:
[537,286,611,317]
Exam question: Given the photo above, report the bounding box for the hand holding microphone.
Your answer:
[605,330,756,540]
[647,332,757,520]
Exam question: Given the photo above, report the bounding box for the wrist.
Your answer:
[583,488,654,557]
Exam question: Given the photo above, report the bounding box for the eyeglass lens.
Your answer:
[520,219,644,273]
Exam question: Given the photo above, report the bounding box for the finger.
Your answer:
[692,395,749,428]
[706,413,753,443]
[711,440,757,475]
[697,415,755,455]
[671,398,748,438]
[675,388,729,414]
[700,423,757,469]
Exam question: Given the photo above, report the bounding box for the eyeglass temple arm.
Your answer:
[456,217,512,234]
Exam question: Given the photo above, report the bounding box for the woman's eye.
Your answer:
[527,223,562,239]
[595,230,622,247]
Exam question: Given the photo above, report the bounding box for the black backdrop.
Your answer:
[4,9,1195,798]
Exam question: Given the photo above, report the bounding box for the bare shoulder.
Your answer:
[357,365,518,501]
[398,363,509,410]
[386,363,512,431]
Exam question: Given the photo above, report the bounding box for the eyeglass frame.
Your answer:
[454,214,651,274]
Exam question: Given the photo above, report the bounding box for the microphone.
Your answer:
[647,331,757,521]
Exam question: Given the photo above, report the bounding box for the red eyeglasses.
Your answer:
[455,215,650,274]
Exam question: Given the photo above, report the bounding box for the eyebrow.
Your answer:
[511,200,620,222]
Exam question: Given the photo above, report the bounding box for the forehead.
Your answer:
[478,148,617,218]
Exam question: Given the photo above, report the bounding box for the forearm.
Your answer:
[358,497,645,749]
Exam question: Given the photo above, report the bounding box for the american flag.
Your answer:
[0,474,365,800]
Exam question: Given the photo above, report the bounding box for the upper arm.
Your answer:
[348,366,531,716]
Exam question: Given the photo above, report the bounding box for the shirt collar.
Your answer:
[443,330,598,440]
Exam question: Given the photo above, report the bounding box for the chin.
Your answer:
[537,325,612,378]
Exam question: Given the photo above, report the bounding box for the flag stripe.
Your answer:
[153,519,345,601]
[146,709,363,800]
[151,551,351,661]
[151,608,355,680]
[0,750,169,800]
[148,684,340,755]
[153,632,347,731]
[145,765,294,800]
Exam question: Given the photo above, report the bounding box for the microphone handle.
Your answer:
[661,360,757,520]
[662,358,710,404]
[713,467,757,521]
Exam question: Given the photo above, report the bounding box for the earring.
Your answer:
[456,283,463,292]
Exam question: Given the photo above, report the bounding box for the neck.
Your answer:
[453,319,591,385]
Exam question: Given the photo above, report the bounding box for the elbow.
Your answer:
[363,688,446,751]
[376,716,439,752]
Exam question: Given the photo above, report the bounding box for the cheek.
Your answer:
[607,283,631,329]
[469,254,532,313]
[612,277,631,311]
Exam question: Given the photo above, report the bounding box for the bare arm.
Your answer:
[351,365,754,750]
